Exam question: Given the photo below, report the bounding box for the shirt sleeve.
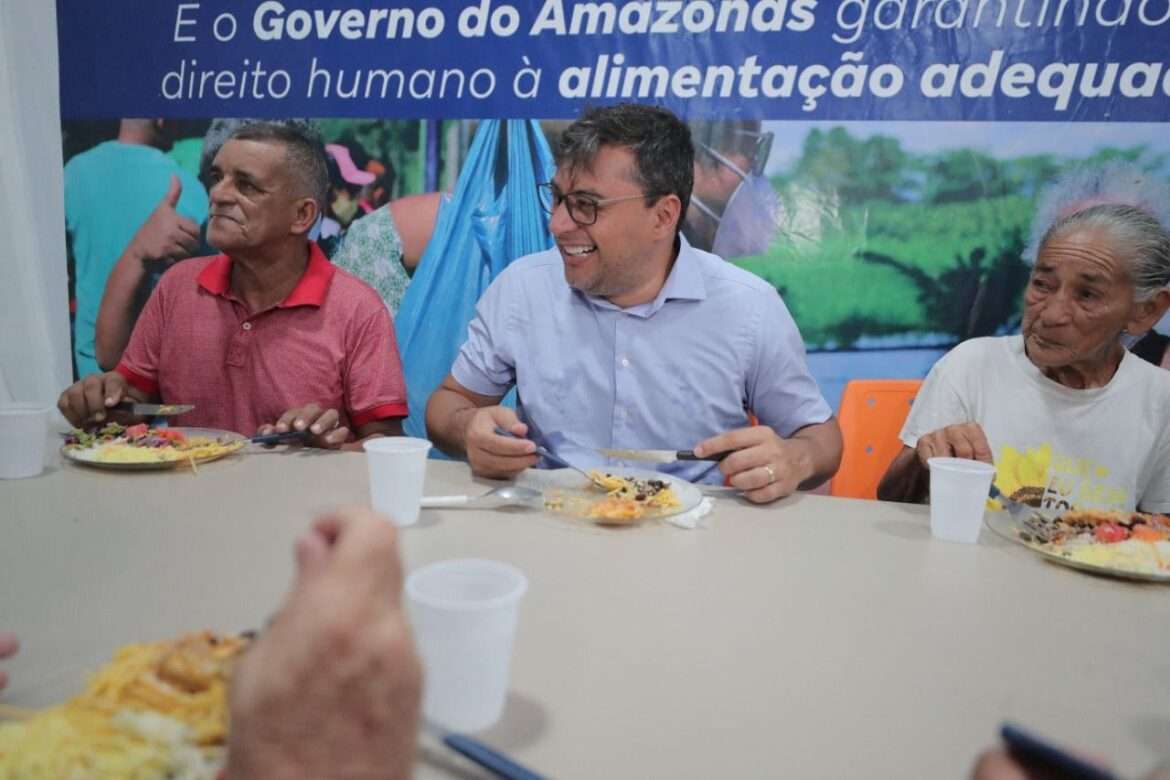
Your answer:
[449,269,517,398]
[343,298,408,428]
[747,289,833,438]
[114,278,168,396]
[1138,417,1170,513]
[897,351,970,448]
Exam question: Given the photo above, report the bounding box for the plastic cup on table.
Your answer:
[362,437,432,527]
[407,559,528,733]
[927,456,997,543]
[0,404,51,479]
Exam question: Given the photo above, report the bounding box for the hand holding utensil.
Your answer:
[492,427,603,487]
[250,429,312,446]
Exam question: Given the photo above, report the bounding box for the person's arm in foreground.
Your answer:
[694,418,843,503]
[95,176,201,370]
[225,507,422,780]
[0,633,18,691]
[877,422,993,503]
[426,374,537,478]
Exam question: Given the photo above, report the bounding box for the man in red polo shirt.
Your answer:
[57,122,407,447]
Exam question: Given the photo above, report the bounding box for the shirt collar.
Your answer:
[655,235,708,304]
[196,242,335,308]
[587,235,708,318]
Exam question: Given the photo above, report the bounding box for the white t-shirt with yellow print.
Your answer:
[900,335,1170,513]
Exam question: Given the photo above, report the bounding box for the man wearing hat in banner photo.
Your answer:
[426,103,841,504]
[685,120,784,260]
[57,121,408,448]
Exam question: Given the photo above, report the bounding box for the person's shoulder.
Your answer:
[690,246,780,303]
[492,246,564,288]
[506,246,562,273]
[1120,348,1170,395]
[927,335,1009,379]
[948,335,1007,361]
[151,255,221,300]
[327,264,395,317]
[165,254,219,280]
[63,142,113,177]
[345,205,394,240]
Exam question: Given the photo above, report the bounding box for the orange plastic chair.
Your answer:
[830,379,922,500]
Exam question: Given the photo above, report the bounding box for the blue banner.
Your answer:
[58,0,1170,120]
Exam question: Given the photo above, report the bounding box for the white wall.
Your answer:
[0,1,71,405]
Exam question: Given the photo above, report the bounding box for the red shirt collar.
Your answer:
[196,242,335,308]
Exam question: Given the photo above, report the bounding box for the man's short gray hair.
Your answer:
[1040,204,1170,301]
[209,119,329,212]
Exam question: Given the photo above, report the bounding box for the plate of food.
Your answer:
[519,467,702,525]
[0,631,249,778]
[985,508,1170,582]
[61,423,246,471]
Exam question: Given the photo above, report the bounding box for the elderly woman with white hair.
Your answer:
[878,164,1170,512]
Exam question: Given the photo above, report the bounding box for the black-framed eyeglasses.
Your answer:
[537,182,657,226]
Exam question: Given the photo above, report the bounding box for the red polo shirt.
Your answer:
[116,242,407,437]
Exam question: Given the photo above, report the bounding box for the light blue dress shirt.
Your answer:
[451,237,832,484]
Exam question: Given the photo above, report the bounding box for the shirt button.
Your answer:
[620,357,630,367]
[242,322,253,331]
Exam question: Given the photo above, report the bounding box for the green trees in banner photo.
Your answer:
[734,125,1167,350]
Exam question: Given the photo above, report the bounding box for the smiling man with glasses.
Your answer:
[426,104,841,503]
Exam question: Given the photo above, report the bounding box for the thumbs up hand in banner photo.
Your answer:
[128,175,202,263]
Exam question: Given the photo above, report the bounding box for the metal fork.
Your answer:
[989,484,1060,543]
[492,426,604,487]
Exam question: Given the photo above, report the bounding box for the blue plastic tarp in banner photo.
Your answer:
[395,119,555,446]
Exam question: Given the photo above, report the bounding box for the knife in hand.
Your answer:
[113,401,195,416]
[596,447,731,463]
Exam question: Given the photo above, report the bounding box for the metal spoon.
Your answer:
[420,485,544,510]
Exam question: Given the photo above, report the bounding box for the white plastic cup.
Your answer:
[927,457,997,543]
[407,559,528,733]
[363,437,432,527]
[0,404,51,479]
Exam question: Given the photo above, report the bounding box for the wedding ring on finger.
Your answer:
[764,463,776,485]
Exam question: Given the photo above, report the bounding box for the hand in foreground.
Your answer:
[129,175,201,262]
[694,425,812,504]
[226,508,422,780]
[0,633,18,691]
[56,371,138,428]
[916,422,993,466]
[971,747,1122,780]
[258,404,350,449]
[463,406,537,479]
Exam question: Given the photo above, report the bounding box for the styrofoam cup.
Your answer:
[0,404,50,479]
[928,457,996,543]
[407,559,528,732]
[363,437,432,527]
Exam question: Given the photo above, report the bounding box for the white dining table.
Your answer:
[2,446,1168,778]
